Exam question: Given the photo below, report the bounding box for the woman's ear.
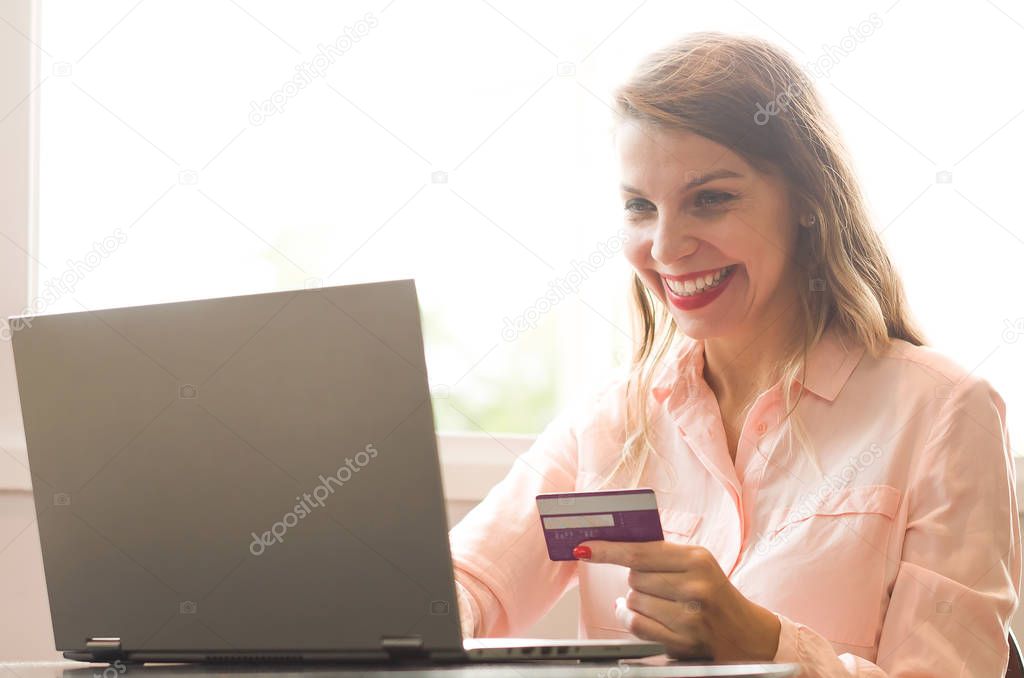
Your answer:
[797,208,817,229]
[791,192,816,229]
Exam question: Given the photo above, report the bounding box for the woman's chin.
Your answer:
[670,314,736,341]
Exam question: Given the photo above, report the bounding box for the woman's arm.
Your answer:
[770,375,1021,675]
[448,391,594,637]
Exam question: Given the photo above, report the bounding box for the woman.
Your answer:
[448,32,1021,676]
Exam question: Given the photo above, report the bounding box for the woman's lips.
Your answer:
[662,264,737,311]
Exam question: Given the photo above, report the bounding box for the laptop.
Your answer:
[10,278,664,664]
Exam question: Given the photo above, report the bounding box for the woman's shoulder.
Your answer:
[877,337,973,381]
[869,336,1005,410]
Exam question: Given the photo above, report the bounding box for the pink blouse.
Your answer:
[448,322,1022,676]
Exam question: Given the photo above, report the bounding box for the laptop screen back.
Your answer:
[11,279,463,654]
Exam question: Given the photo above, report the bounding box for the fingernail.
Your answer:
[572,545,592,560]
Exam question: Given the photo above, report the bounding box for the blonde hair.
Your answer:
[605,32,925,486]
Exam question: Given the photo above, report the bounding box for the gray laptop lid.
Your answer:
[11,279,463,656]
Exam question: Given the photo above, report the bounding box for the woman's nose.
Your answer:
[650,218,699,266]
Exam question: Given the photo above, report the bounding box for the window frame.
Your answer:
[0,0,39,492]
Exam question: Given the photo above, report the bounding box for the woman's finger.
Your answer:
[627,569,687,600]
[624,588,703,633]
[615,596,705,658]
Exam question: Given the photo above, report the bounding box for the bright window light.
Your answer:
[35,1,1024,445]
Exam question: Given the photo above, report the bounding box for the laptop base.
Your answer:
[63,638,664,665]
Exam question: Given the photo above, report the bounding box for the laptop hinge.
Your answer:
[85,637,124,662]
[380,636,428,661]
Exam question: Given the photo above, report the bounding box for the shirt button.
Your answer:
[756,422,767,435]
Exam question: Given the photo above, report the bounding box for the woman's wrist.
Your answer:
[454,579,480,638]
[743,602,782,660]
[709,589,781,661]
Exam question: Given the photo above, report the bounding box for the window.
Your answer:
[27,0,1024,446]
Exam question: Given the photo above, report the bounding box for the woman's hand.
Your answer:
[573,541,781,661]
[454,580,478,639]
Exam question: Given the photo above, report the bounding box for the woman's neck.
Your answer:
[701,300,802,408]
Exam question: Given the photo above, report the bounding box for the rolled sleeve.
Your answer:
[772,612,801,663]
[448,390,592,636]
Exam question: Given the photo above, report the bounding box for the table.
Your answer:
[1,660,799,678]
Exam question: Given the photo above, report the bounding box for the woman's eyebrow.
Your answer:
[620,168,744,196]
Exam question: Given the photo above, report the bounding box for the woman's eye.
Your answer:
[694,191,736,210]
[624,192,735,218]
[624,198,654,217]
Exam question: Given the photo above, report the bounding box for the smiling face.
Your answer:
[617,122,804,342]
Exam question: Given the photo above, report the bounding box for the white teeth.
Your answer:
[664,265,734,297]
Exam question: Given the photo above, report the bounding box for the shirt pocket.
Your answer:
[660,508,702,544]
[765,484,901,648]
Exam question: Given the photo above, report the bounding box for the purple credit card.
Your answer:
[536,488,664,561]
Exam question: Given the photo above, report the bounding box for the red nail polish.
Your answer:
[572,545,592,560]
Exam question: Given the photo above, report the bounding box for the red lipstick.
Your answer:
[662,265,737,311]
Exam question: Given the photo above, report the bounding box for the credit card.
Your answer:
[536,488,664,561]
